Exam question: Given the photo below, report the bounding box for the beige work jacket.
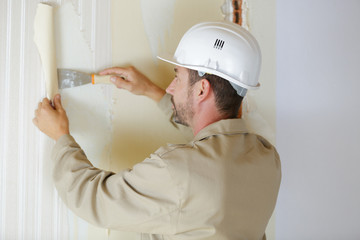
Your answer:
[51,94,281,240]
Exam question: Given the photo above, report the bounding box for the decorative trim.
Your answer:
[0,0,112,238]
[18,0,26,238]
[0,0,11,236]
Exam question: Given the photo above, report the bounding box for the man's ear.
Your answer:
[196,79,211,101]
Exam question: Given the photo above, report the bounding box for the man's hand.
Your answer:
[99,66,166,102]
[33,94,70,141]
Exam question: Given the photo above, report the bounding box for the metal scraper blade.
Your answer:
[57,69,92,89]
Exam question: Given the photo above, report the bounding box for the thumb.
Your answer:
[111,76,131,90]
[53,94,63,111]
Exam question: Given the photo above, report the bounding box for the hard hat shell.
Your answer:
[157,21,261,90]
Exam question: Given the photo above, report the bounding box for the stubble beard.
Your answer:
[171,96,193,127]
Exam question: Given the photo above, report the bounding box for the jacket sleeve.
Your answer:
[157,93,193,140]
[51,134,180,234]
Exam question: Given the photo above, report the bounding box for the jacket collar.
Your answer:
[193,118,248,142]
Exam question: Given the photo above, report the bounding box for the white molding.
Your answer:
[0,0,11,236]
[0,0,112,239]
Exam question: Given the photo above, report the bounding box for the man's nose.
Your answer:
[166,79,176,95]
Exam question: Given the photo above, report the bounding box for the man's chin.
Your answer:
[172,115,189,127]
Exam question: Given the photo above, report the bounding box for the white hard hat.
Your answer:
[157,21,261,96]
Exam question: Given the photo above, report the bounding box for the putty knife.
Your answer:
[57,69,112,89]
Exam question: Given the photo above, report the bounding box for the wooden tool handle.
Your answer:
[92,74,112,85]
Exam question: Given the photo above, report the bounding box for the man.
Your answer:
[33,22,281,240]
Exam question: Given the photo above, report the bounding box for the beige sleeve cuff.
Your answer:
[53,134,78,154]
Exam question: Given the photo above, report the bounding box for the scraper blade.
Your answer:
[57,69,112,89]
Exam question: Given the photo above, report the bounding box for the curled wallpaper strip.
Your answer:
[34,3,59,100]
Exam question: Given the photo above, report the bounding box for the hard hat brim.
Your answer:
[157,54,260,90]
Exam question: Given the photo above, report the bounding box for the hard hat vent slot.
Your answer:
[214,39,225,50]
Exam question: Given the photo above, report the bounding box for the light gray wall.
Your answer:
[276,0,360,239]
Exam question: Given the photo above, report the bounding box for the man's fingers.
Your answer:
[34,101,43,116]
[53,94,63,111]
[41,97,51,107]
[42,97,50,103]
[99,67,127,76]
[110,76,132,90]
[99,68,114,75]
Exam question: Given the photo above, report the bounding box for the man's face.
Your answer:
[166,66,194,126]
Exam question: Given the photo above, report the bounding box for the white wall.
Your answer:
[276,0,360,239]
